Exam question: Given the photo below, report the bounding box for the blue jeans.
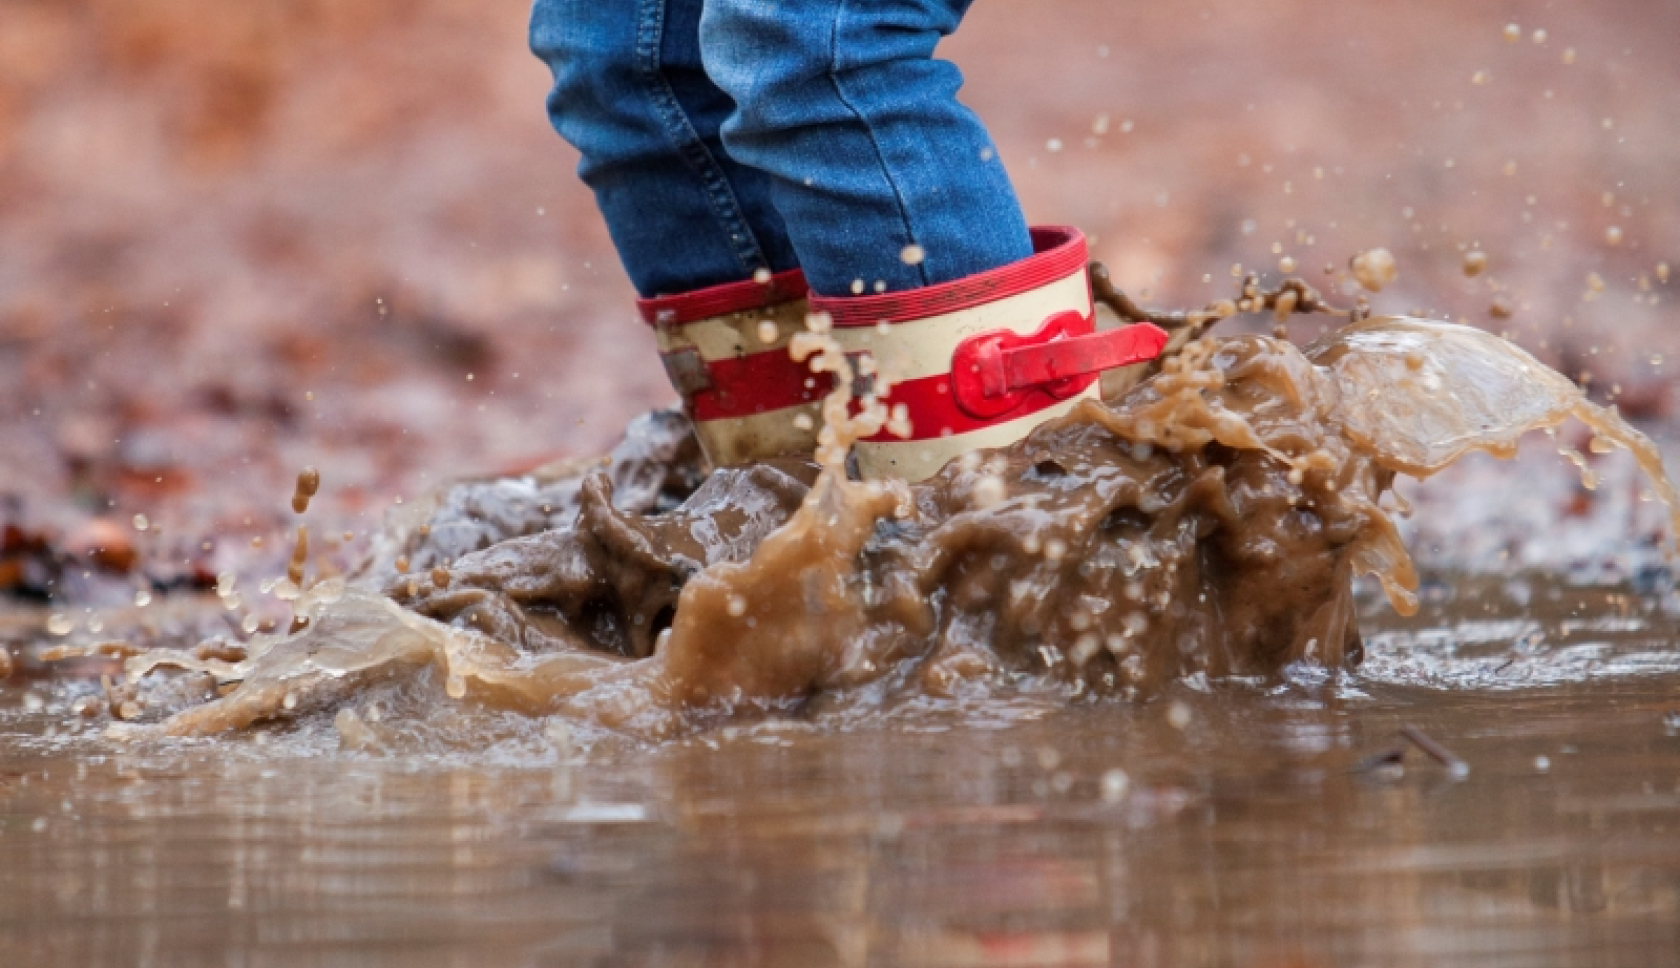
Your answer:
[530,0,1033,299]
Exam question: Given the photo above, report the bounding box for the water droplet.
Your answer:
[899,244,926,266]
[1350,248,1398,293]
[1166,702,1193,730]
[46,614,74,636]
[1277,255,1297,274]
[134,589,151,607]
[1604,226,1624,246]
[131,514,149,532]
[1502,23,1521,43]
[1100,769,1130,802]
[1462,250,1488,276]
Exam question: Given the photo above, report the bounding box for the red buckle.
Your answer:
[950,313,1169,420]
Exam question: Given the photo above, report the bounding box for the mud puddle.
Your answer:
[4,313,1680,964]
[4,640,1680,967]
[11,314,1660,746]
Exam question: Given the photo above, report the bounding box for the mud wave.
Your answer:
[123,318,1676,740]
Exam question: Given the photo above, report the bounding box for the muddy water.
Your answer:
[4,579,1680,967]
[95,317,1678,744]
[4,316,1680,965]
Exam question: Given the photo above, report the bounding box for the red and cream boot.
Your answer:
[639,270,831,468]
[812,226,1168,481]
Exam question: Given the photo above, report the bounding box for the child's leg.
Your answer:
[531,0,800,297]
[698,0,1032,298]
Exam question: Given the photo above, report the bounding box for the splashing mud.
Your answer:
[113,318,1678,742]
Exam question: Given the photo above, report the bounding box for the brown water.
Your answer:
[4,316,1679,965]
[86,316,1677,744]
[4,580,1680,967]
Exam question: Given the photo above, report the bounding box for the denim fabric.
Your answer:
[531,0,1032,299]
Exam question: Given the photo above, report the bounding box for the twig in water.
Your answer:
[1089,261,1370,348]
[1399,725,1470,778]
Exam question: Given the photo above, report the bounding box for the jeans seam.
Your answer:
[826,0,929,288]
[634,0,767,278]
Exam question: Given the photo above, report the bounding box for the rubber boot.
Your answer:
[811,226,1167,482]
[639,270,828,468]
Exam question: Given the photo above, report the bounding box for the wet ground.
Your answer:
[4,577,1679,968]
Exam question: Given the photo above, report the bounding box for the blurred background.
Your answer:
[1,0,1675,597]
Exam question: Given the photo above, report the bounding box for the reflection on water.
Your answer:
[3,579,1679,967]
